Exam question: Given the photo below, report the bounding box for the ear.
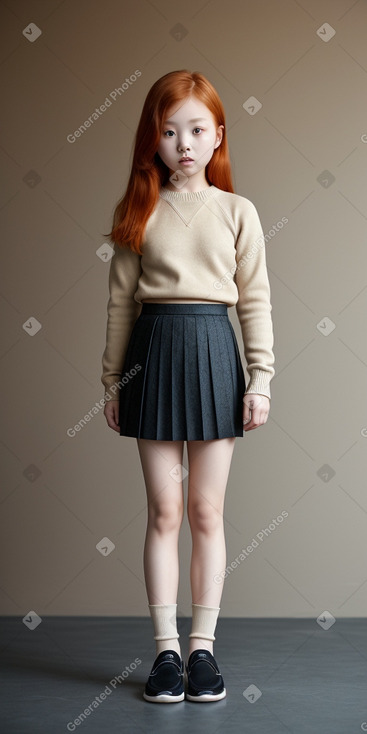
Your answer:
[215,124,224,148]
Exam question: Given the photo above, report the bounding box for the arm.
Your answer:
[234,198,275,400]
[101,243,142,401]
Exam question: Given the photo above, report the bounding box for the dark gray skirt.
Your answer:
[118,303,246,441]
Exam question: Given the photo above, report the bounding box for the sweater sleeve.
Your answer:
[101,243,142,401]
[234,199,275,400]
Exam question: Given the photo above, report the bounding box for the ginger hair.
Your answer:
[104,69,234,254]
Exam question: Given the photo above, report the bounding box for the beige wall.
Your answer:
[1,0,366,622]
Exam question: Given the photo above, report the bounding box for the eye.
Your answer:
[162,127,204,137]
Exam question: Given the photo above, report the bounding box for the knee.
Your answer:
[148,501,183,533]
[187,499,223,534]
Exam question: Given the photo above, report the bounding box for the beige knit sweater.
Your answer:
[101,185,275,401]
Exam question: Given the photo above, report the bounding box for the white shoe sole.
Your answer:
[143,691,185,703]
[185,687,226,702]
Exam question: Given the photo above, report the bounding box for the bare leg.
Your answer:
[137,438,184,606]
[187,437,236,656]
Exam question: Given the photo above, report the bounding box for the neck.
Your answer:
[162,174,211,194]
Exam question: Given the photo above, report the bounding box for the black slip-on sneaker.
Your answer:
[185,649,226,702]
[143,650,184,703]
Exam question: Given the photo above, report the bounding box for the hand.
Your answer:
[243,393,270,431]
[104,400,120,432]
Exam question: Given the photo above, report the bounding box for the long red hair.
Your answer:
[104,69,235,255]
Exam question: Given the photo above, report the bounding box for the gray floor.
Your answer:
[1,616,366,733]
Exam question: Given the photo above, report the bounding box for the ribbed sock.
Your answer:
[148,603,181,657]
[189,603,220,649]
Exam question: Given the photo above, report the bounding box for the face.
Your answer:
[156,96,223,185]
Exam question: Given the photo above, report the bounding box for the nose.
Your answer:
[177,138,190,152]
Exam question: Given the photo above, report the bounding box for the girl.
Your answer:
[101,70,275,703]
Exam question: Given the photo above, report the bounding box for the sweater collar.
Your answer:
[159,184,218,203]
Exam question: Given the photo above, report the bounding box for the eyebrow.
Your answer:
[163,117,208,124]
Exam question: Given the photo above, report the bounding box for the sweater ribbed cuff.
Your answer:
[245,369,272,400]
[102,381,120,402]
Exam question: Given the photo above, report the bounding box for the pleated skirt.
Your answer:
[118,303,246,441]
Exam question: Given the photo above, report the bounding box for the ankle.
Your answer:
[188,638,214,656]
[188,603,219,657]
[148,603,181,658]
[156,639,181,657]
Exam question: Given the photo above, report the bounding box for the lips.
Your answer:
[179,158,193,162]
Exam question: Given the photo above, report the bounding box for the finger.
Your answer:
[104,405,120,431]
[109,419,120,433]
[244,407,261,430]
[243,413,255,431]
[243,403,251,423]
[244,420,256,431]
[110,410,120,431]
[249,408,268,428]
[113,403,120,426]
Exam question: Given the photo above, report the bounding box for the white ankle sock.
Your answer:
[189,603,220,642]
[148,603,181,655]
